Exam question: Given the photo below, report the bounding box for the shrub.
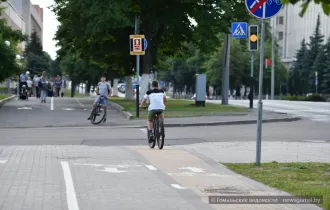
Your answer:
[282,94,326,102]
[305,94,326,102]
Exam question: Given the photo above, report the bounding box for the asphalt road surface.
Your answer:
[209,99,330,123]
[0,96,328,210]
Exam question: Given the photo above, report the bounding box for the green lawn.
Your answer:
[110,97,247,118]
[0,94,12,100]
[224,162,330,210]
[62,88,88,98]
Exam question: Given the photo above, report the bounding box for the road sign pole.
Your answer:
[271,17,275,100]
[249,52,254,108]
[256,19,265,166]
[222,33,230,105]
[135,15,140,118]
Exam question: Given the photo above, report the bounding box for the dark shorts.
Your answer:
[148,109,163,121]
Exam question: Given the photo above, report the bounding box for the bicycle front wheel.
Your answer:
[157,119,165,149]
[90,105,106,125]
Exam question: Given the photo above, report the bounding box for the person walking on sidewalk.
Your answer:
[87,75,111,122]
[34,74,41,98]
[39,71,49,103]
[54,75,62,97]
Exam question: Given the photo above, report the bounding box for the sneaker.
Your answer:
[87,117,91,120]
[148,134,154,143]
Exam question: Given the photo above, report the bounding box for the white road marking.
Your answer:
[145,165,157,171]
[99,167,127,173]
[0,160,7,164]
[63,108,75,111]
[51,97,54,110]
[180,167,204,173]
[17,107,32,110]
[171,184,185,189]
[168,172,235,177]
[72,163,142,168]
[140,128,147,134]
[60,161,79,210]
[75,98,85,108]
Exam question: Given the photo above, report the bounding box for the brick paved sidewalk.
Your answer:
[0,145,323,210]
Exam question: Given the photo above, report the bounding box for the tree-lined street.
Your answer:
[1,0,330,208]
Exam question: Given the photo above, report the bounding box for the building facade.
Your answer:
[0,0,26,51]
[1,0,43,49]
[271,2,330,67]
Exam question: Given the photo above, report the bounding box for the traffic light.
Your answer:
[248,25,258,51]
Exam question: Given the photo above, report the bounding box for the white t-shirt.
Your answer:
[27,80,32,88]
[144,89,166,111]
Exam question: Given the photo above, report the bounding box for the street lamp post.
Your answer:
[4,41,11,94]
[16,55,22,96]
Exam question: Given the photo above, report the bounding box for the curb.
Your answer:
[109,101,133,119]
[0,95,16,107]
[0,117,301,129]
[161,117,302,127]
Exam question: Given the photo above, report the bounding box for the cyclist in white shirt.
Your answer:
[140,80,167,143]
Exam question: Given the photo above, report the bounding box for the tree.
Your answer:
[52,0,251,100]
[0,5,26,82]
[320,37,330,93]
[283,0,330,16]
[308,15,324,93]
[24,30,52,75]
[290,39,311,95]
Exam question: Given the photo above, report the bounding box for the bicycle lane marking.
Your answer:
[51,96,54,110]
[140,128,147,134]
[74,98,88,110]
[61,161,80,210]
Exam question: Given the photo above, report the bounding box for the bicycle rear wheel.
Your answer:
[148,118,157,148]
[90,105,106,125]
[157,119,165,149]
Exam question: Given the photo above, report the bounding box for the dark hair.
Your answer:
[151,80,158,88]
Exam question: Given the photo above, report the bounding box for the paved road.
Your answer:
[0,96,328,210]
[209,99,330,123]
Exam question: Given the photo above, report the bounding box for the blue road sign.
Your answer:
[245,0,283,19]
[159,80,165,87]
[144,39,148,50]
[231,22,247,38]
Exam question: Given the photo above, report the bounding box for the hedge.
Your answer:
[282,94,326,102]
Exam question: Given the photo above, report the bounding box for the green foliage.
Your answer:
[52,0,251,84]
[282,0,330,16]
[289,16,330,95]
[24,31,52,76]
[0,6,27,82]
[319,37,330,93]
[282,94,326,102]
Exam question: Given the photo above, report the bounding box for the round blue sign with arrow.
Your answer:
[245,0,283,19]
[144,39,148,50]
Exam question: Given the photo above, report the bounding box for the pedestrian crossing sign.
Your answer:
[231,22,247,39]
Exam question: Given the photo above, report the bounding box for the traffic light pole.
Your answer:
[271,17,275,100]
[256,19,265,166]
[249,52,254,108]
[135,15,140,118]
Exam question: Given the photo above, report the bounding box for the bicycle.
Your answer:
[90,95,107,124]
[142,105,165,149]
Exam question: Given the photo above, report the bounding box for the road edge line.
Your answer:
[60,161,79,210]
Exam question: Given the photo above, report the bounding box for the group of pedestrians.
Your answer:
[19,71,63,103]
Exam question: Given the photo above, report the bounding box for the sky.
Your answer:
[30,0,59,60]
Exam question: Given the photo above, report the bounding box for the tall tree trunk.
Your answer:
[125,76,133,100]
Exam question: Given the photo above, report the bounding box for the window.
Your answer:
[278,47,284,56]
[277,16,284,25]
[278,32,284,40]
